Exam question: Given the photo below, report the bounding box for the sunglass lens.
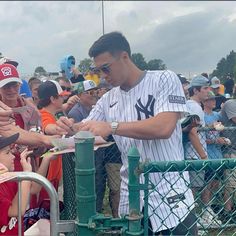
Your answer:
[101,66,110,74]
[61,86,71,92]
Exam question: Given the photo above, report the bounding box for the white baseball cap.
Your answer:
[211,76,221,89]
[72,80,97,94]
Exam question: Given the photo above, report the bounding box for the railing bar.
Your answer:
[18,180,22,236]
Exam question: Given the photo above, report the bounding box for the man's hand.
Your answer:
[20,148,33,172]
[56,117,75,135]
[78,120,112,138]
[43,134,62,148]
[67,95,80,106]
[0,101,14,129]
[63,95,80,113]
[71,67,82,77]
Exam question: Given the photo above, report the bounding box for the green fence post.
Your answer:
[127,147,144,235]
[74,131,96,236]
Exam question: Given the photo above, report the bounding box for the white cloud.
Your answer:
[0,1,236,78]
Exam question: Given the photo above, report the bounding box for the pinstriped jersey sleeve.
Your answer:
[153,70,188,114]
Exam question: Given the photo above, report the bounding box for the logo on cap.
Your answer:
[1,67,12,77]
[89,80,95,87]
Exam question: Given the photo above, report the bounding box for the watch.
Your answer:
[110,121,119,135]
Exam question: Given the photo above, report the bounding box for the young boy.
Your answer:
[37,80,71,204]
[0,133,57,235]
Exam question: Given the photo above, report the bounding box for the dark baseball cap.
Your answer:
[177,74,189,85]
[0,57,19,68]
[0,133,19,150]
[38,80,71,100]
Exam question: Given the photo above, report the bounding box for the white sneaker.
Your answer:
[199,207,222,227]
[198,213,211,227]
[206,207,222,226]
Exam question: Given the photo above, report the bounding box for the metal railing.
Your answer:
[8,172,75,236]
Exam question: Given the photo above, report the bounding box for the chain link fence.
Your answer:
[140,159,236,235]
[62,126,236,235]
[62,136,122,226]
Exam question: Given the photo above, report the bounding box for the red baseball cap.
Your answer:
[0,64,22,88]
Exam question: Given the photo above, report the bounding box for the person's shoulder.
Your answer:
[213,111,221,118]
[39,108,54,119]
[186,99,196,105]
[103,87,119,97]
[146,69,176,78]
[224,99,236,108]
[144,70,178,86]
[39,108,46,115]
[68,102,81,113]
[218,94,227,100]
[186,99,201,111]
[0,181,17,192]
[225,98,236,105]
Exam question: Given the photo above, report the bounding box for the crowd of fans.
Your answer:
[0,31,236,235]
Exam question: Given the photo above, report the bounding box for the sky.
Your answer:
[0,1,236,79]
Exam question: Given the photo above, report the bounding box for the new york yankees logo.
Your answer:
[135,95,156,120]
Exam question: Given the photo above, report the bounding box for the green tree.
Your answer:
[233,64,236,79]
[147,59,166,70]
[34,66,47,76]
[131,53,148,70]
[78,58,93,74]
[211,50,236,81]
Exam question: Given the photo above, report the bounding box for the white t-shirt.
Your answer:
[185,100,207,160]
[84,70,194,232]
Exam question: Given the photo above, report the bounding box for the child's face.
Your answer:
[0,145,15,171]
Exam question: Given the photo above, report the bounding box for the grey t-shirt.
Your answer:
[67,102,90,122]
[220,99,236,148]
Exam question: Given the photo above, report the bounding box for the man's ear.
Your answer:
[120,51,129,60]
[193,87,198,95]
[50,96,56,104]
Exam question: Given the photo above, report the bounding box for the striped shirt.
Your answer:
[84,70,194,232]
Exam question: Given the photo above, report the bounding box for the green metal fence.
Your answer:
[62,126,236,235]
[138,156,236,235]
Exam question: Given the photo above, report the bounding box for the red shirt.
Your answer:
[13,99,25,172]
[0,182,24,236]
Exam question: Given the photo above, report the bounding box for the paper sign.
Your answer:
[51,135,108,151]
[42,142,115,158]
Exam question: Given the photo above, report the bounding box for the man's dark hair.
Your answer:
[37,95,59,110]
[188,86,201,97]
[55,76,70,84]
[89,31,131,58]
[201,73,208,79]
[28,77,41,90]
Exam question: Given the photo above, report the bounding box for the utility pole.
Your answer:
[101,0,105,35]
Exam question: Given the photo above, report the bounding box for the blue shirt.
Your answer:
[204,111,223,159]
[20,79,32,98]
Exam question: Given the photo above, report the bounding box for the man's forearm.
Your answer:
[188,128,207,159]
[113,112,180,140]
[0,124,51,147]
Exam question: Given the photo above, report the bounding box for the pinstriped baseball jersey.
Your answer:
[84,70,195,232]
